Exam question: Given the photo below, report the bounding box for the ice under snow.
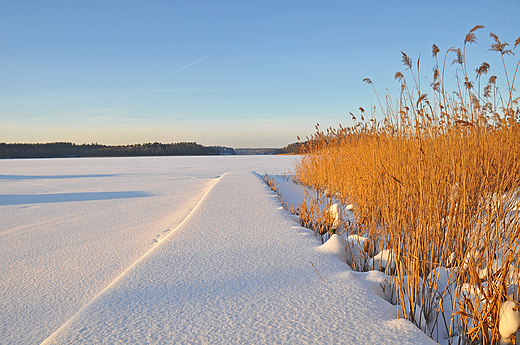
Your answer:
[1,156,437,344]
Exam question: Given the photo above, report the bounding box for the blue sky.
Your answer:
[1,0,519,147]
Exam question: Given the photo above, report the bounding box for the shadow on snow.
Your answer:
[0,174,118,180]
[0,191,151,206]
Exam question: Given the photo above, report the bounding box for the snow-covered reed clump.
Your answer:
[292,26,520,344]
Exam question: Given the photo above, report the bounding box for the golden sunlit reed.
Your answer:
[294,26,520,344]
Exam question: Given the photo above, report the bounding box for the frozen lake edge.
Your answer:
[0,156,436,344]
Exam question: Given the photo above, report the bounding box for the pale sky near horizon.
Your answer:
[1,1,519,148]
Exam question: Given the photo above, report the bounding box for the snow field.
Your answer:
[2,156,436,344]
[1,157,224,344]
[41,170,435,344]
[1,156,291,344]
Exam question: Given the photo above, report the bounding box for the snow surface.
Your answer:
[1,156,436,344]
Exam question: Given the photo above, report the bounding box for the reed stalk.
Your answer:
[294,27,520,344]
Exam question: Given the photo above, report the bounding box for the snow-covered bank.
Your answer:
[2,156,436,344]
[0,156,294,345]
[40,170,434,344]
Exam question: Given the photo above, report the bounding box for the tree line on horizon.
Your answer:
[0,141,304,159]
[0,142,223,158]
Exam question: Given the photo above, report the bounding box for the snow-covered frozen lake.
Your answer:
[1,156,436,344]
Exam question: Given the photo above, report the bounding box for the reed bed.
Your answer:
[294,26,520,344]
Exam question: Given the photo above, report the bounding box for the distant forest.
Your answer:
[235,142,304,155]
[0,141,303,159]
[0,142,227,159]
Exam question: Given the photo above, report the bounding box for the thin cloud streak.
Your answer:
[107,56,208,111]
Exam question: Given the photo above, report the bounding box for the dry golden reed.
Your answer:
[295,26,520,344]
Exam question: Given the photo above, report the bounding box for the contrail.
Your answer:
[107,56,208,111]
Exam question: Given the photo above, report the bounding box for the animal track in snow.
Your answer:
[153,229,172,243]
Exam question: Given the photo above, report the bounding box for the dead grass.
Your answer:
[294,26,520,344]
